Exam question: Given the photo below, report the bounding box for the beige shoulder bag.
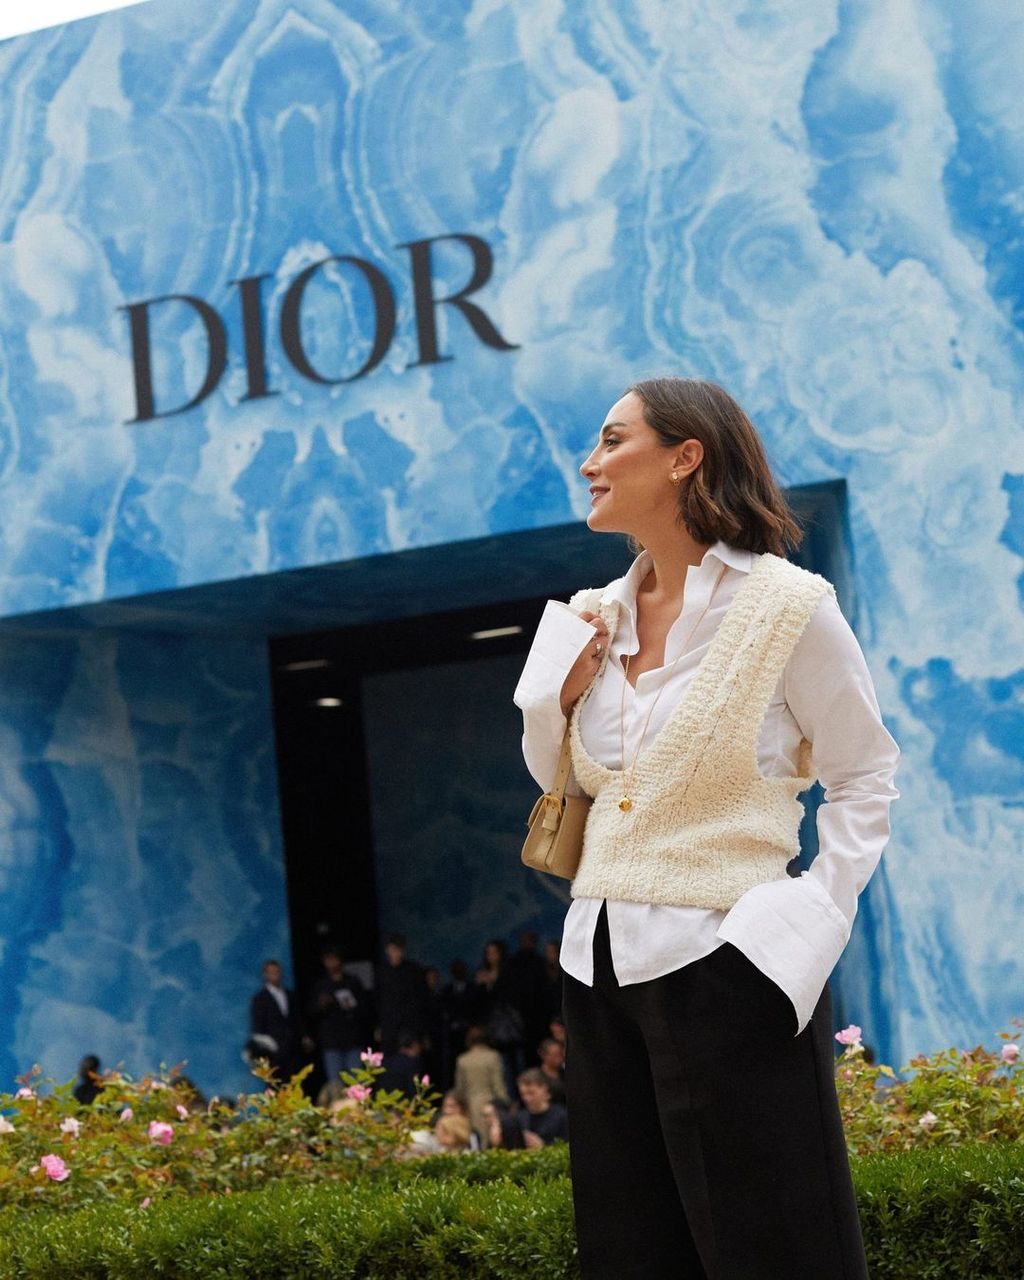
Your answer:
[521,722,590,881]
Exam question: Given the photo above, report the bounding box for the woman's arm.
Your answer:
[717,593,900,1033]
[513,600,604,790]
[787,597,901,921]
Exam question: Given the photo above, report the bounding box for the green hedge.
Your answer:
[1,1143,1022,1279]
[0,1176,577,1280]
[855,1143,1024,1279]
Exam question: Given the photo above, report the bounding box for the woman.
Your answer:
[453,1024,509,1149]
[513,378,899,1279]
[473,938,523,1084]
[471,939,507,1022]
[436,1090,482,1151]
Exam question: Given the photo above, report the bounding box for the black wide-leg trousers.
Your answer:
[563,903,868,1280]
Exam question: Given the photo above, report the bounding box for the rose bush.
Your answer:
[833,1024,1024,1157]
[1,1029,1020,1210]
[0,1054,438,1211]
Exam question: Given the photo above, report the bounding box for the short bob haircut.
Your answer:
[627,377,802,557]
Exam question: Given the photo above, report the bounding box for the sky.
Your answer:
[0,0,152,42]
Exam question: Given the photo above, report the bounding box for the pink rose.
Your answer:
[141,1197,151,1209]
[834,1025,863,1047]
[360,1049,384,1068]
[345,1084,372,1102]
[119,1107,134,1123]
[420,1074,431,1087]
[40,1154,70,1182]
[0,1117,14,1134]
[15,1087,34,1100]
[918,1111,937,1132]
[60,1116,80,1137]
[148,1120,174,1145]
[1001,1044,1020,1064]
[175,1104,189,1119]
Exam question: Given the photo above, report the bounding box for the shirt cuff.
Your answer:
[513,600,602,711]
[715,873,851,1035]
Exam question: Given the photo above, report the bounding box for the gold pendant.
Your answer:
[618,797,633,812]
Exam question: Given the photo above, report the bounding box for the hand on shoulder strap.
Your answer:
[559,609,609,717]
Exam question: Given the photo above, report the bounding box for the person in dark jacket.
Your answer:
[470,939,507,1026]
[537,1036,567,1109]
[73,1054,102,1106]
[376,933,429,1057]
[379,1032,425,1099]
[515,1068,569,1146]
[440,958,475,1089]
[483,1095,525,1149]
[422,965,444,1085]
[248,959,308,1084]
[309,947,370,1084]
[504,931,550,1068]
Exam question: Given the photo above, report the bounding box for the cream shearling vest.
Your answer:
[567,554,834,910]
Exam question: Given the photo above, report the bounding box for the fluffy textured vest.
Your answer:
[567,554,834,910]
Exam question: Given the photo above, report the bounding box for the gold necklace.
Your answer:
[617,562,728,812]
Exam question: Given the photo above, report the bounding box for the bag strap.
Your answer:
[537,724,576,836]
[548,722,574,801]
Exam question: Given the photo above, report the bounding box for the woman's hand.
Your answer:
[559,611,610,717]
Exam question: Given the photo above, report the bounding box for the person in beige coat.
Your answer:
[453,1025,508,1148]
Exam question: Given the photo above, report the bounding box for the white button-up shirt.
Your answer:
[513,542,900,1032]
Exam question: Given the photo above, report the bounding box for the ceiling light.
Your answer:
[469,625,524,641]
[282,659,333,672]
[314,697,344,708]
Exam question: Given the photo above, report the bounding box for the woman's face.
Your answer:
[484,943,501,968]
[580,392,690,539]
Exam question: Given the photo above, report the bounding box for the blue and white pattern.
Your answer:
[0,628,288,1095]
[0,0,1021,1086]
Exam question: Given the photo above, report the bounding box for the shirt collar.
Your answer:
[600,541,753,608]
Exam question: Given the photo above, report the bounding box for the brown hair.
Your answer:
[517,1067,551,1091]
[434,1114,472,1149]
[627,377,802,556]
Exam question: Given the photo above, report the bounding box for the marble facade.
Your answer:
[0,0,1021,1090]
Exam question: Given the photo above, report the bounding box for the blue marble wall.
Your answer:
[0,0,1021,1079]
[0,627,288,1096]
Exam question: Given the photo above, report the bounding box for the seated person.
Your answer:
[434,1114,472,1153]
[537,1037,567,1108]
[482,1096,525,1150]
[407,1110,473,1158]
[515,1068,569,1147]
[379,1032,424,1099]
[437,1090,481,1151]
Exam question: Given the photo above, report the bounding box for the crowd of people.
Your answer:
[247,928,568,1150]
